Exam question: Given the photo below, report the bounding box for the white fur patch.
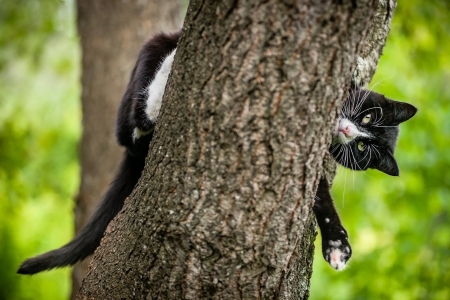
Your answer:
[328,240,342,247]
[335,117,370,144]
[133,127,152,141]
[145,49,177,123]
[327,240,349,271]
[329,248,347,271]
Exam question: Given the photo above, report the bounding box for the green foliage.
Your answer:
[311,1,450,299]
[0,0,79,299]
[0,0,65,69]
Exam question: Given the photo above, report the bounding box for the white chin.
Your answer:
[339,132,349,144]
[332,132,351,145]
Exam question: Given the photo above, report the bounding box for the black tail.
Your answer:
[17,151,145,275]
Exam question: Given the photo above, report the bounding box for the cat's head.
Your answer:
[330,89,417,176]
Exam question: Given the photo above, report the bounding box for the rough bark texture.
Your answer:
[77,0,394,299]
[74,0,182,296]
[353,0,397,87]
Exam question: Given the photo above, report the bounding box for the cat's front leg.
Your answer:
[313,177,352,270]
[132,49,177,141]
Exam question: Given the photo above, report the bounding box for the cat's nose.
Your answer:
[339,126,351,137]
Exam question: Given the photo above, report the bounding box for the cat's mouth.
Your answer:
[332,131,352,145]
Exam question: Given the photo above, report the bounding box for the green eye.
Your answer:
[362,114,371,124]
[357,141,366,151]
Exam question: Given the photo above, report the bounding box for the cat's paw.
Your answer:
[324,239,352,271]
[133,126,154,141]
[132,49,176,142]
[322,226,352,271]
[132,93,157,141]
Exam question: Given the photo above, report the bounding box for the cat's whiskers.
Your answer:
[332,146,346,160]
[337,144,347,162]
[330,143,340,154]
[371,144,381,159]
[346,145,356,172]
[366,76,394,93]
[372,124,398,128]
[342,164,348,208]
[371,104,383,125]
[350,90,359,116]
[344,88,360,117]
[359,89,373,106]
[342,144,350,169]
[348,144,362,171]
[345,91,358,117]
[342,96,352,117]
[334,165,344,184]
[362,148,372,170]
[372,109,387,126]
[352,154,356,188]
[341,148,346,168]
[359,146,371,163]
[352,91,367,116]
[354,106,382,119]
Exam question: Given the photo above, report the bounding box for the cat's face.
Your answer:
[330,89,417,176]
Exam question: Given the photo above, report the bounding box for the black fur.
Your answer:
[117,31,181,149]
[315,89,417,268]
[17,32,180,275]
[313,178,351,269]
[17,31,417,274]
[330,89,417,176]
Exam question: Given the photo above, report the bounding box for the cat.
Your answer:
[314,87,417,270]
[17,31,416,274]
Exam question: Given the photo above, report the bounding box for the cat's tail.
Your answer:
[17,151,145,275]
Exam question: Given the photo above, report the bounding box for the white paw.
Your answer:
[326,240,351,271]
[133,127,153,141]
[328,248,347,271]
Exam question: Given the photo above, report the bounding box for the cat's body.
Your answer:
[17,31,180,275]
[17,31,416,275]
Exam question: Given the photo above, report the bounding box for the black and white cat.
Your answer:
[17,31,416,274]
[314,87,416,270]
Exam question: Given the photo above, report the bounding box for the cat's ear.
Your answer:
[372,150,399,176]
[391,100,418,124]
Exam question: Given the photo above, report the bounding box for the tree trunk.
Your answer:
[77,0,394,298]
[74,0,182,297]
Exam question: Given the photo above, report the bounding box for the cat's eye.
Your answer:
[357,141,366,151]
[361,114,371,125]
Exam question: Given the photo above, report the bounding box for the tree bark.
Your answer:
[353,0,397,87]
[74,0,182,297]
[77,0,394,299]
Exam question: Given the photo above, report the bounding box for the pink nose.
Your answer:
[339,126,351,137]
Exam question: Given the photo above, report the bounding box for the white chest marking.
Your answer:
[145,49,177,123]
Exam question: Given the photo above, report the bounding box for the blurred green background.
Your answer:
[0,0,79,298]
[311,1,450,300]
[0,0,448,299]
